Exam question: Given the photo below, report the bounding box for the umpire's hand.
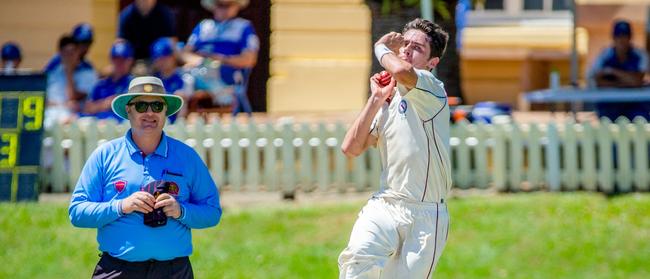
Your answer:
[121,191,156,214]
[154,194,182,219]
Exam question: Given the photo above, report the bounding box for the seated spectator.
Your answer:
[44,23,95,75]
[185,0,259,117]
[588,20,650,120]
[151,37,186,122]
[118,0,176,60]
[44,35,98,128]
[82,40,134,121]
[1,42,22,73]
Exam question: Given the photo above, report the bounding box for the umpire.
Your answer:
[69,76,221,278]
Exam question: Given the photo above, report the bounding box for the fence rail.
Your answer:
[40,117,650,193]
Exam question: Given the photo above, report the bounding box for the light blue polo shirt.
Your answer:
[69,130,221,262]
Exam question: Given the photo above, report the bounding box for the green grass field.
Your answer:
[1,192,649,279]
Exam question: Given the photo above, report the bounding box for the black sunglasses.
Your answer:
[128,101,166,113]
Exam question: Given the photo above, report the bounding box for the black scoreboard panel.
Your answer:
[0,74,46,202]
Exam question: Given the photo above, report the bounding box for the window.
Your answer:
[485,0,504,10]
[552,0,570,11]
[524,0,543,10]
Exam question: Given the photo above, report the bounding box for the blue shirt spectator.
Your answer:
[187,0,259,116]
[588,20,650,120]
[45,23,95,74]
[118,0,176,60]
[69,77,220,275]
[45,35,97,128]
[82,40,134,121]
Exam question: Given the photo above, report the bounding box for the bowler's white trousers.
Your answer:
[338,197,449,279]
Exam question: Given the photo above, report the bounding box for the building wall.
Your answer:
[0,0,118,71]
[460,25,588,108]
[267,0,371,113]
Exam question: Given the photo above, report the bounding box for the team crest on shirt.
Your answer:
[114,180,126,193]
[398,100,408,114]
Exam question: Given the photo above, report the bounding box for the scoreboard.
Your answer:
[0,74,46,202]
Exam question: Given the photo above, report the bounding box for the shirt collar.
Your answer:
[124,129,169,158]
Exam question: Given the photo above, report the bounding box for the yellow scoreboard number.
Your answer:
[0,76,46,202]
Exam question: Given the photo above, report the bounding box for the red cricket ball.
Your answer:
[378,71,391,87]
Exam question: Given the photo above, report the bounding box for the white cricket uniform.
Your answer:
[339,69,452,279]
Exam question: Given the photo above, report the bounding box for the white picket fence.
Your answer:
[40,116,650,193]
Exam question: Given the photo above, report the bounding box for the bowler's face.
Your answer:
[127,95,167,135]
[399,29,434,70]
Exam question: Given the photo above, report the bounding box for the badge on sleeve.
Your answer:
[114,180,126,193]
[398,100,408,114]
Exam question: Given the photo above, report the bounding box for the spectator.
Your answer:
[1,42,22,72]
[151,37,186,122]
[589,20,650,120]
[186,0,259,117]
[44,35,98,128]
[118,0,176,60]
[82,40,134,121]
[44,23,95,75]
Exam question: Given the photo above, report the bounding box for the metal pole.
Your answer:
[421,0,436,75]
[421,0,433,22]
[570,0,578,87]
[569,0,579,118]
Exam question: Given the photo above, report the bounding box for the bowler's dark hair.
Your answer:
[402,18,449,59]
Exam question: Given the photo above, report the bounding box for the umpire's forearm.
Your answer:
[69,198,122,228]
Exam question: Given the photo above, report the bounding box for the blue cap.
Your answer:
[72,23,94,43]
[150,38,175,60]
[613,20,632,37]
[110,41,134,59]
[1,42,21,60]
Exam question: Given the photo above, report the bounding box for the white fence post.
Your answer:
[67,122,83,189]
[316,123,329,191]
[455,121,471,189]
[263,122,278,191]
[474,123,490,188]
[206,122,225,187]
[563,121,579,191]
[580,122,597,191]
[246,121,260,191]
[545,123,561,191]
[508,123,523,191]
[527,123,543,190]
[615,117,632,192]
[492,124,507,191]
[333,122,348,192]
[597,118,614,193]
[50,122,66,192]
[281,122,296,196]
[633,117,649,191]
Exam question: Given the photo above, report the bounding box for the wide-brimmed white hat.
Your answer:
[111,76,184,120]
[201,0,249,10]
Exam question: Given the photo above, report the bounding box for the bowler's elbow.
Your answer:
[341,144,362,158]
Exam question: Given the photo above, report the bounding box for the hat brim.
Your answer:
[111,93,184,120]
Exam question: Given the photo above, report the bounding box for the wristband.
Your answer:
[374,44,393,65]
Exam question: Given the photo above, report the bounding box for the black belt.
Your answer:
[101,252,188,267]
